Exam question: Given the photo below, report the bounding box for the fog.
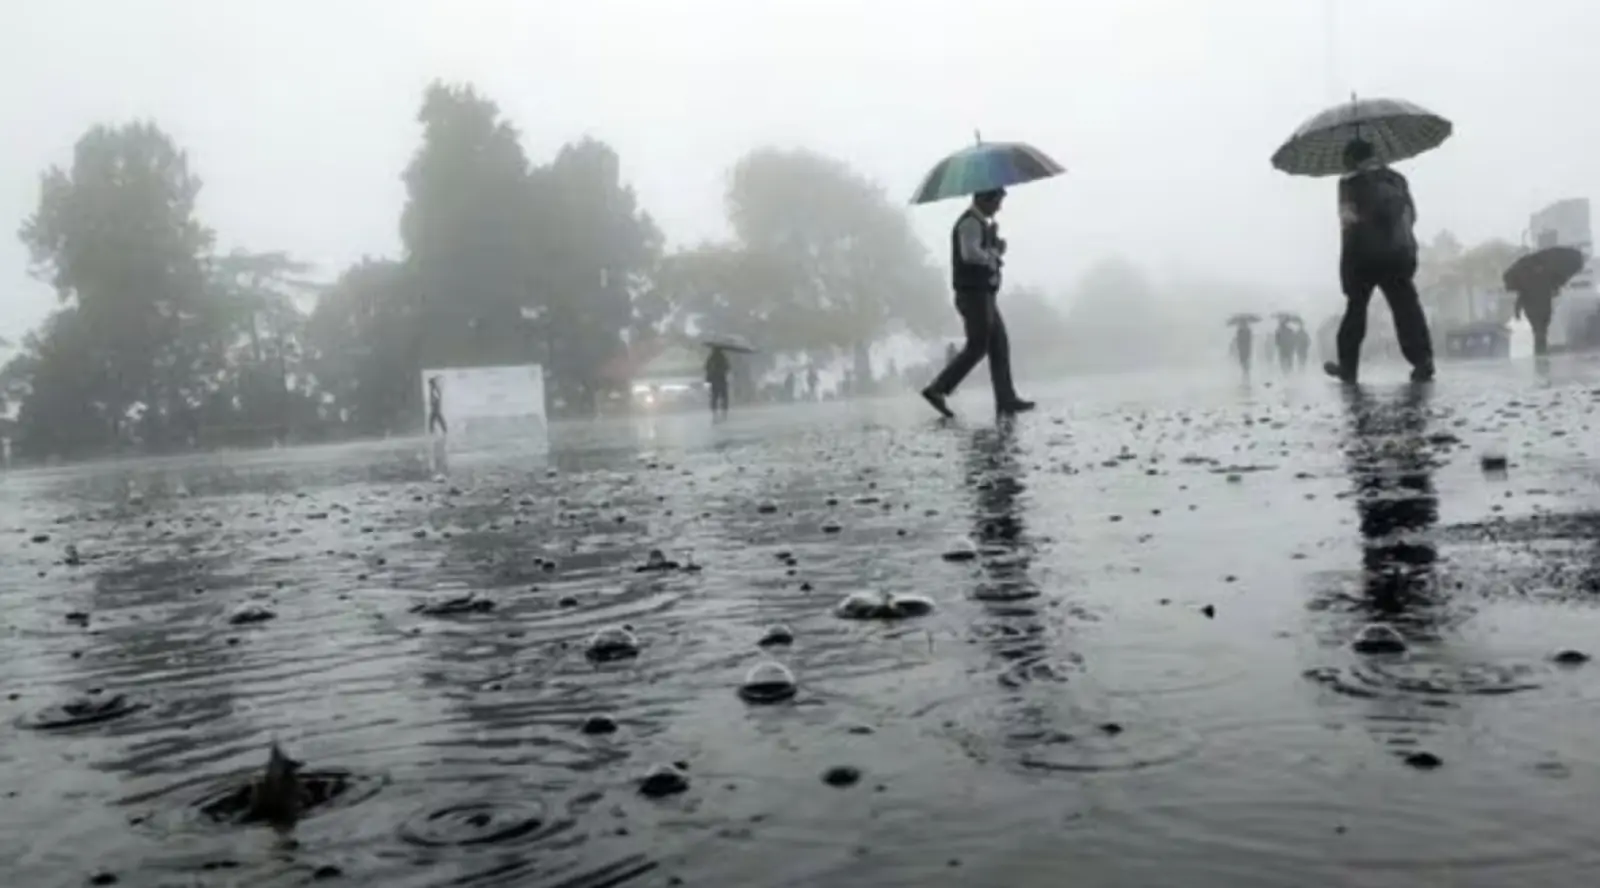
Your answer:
[0,0,1593,456]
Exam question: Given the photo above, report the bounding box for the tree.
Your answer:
[723,147,946,378]
[305,258,414,435]
[532,137,663,411]
[1417,230,1520,325]
[400,82,541,371]
[16,121,217,456]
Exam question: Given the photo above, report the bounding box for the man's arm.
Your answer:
[956,216,999,268]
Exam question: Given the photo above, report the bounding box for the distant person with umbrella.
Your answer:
[912,137,1063,418]
[1228,314,1257,377]
[1503,244,1585,357]
[1274,315,1299,374]
[705,346,731,418]
[1271,96,1451,384]
[427,376,447,435]
[1293,323,1311,370]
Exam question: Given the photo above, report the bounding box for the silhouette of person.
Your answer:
[1325,138,1435,384]
[1513,285,1558,357]
[922,188,1035,418]
[1275,319,1297,373]
[1231,322,1254,376]
[806,365,820,401]
[1293,324,1311,370]
[705,346,731,418]
[427,376,447,435]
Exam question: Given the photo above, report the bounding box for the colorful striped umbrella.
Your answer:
[1271,96,1452,178]
[910,138,1065,205]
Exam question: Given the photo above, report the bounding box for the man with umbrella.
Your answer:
[1504,244,1585,358]
[912,138,1063,419]
[1271,96,1451,384]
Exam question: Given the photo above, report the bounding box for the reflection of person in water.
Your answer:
[1337,385,1442,631]
[1512,285,1558,357]
[427,376,447,435]
[959,423,1054,690]
[705,346,731,418]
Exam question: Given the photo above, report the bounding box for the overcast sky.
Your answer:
[1,0,1595,342]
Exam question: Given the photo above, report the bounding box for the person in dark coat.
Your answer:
[705,347,731,418]
[921,188,1035,418]
[1324,138,1435,384]
[1231,322,1254,377]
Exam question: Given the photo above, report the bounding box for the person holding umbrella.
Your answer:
[912,137,1063,418]
[1271,96,1451,384]
[705,346,731,419]
[1503,244,1586,358]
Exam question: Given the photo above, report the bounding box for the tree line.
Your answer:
[0,82,949,462]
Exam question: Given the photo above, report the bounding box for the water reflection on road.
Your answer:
[5,365,1600,886]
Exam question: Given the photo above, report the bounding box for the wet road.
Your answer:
[4,359,1600,887]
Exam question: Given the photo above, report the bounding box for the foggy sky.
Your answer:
[2,0,1595,342]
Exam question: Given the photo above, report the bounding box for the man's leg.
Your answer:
[1330,258,1375,382]
[1526,299,1552,356]
[924,290,994,416]
[1378,264,1435,380]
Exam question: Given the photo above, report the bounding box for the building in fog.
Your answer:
[1528,198,1600,349]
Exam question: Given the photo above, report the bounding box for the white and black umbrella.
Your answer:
[1271,96,1453,178]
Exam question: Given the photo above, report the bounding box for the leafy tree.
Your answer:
[531,137,663,411]
[16,121,216,455]
[723,147,946,374]
[400,82,541,371]
[304,258,415,435]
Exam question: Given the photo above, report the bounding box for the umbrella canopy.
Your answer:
[702,335,757,355]
[1227,313,1262,326]
[910,139,1065,205]
[1271,97,1452,178]
[1273,311,1304,325]
[1503,245,1586,295]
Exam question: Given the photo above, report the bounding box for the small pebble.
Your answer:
[822,765,861,787]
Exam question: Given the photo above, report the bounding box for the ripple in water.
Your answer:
[127,767,388,832]
[18,692,148,730]
[397,798,565,848]
[1305,657,1542,699]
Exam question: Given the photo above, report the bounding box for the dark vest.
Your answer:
[951,208,1000,293]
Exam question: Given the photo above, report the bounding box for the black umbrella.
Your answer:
[1271,96,1453,178]
[701,335,757,354]
[1503,245,1585,295]
[1226,313,1262,326]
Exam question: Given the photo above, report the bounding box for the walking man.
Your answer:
[1324,138,1435,384]
[921,188,1035,418]
[705,346,731,419]
[427,376,448,435]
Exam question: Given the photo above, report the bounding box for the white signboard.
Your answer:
[420,364,547,448]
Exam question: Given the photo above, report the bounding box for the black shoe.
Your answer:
[1410,364,1435,383]
[998,399,1036,415]
[1323,361,1357,384]
[921,387,954,419]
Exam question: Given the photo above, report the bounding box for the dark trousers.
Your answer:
[1337,253,1433,376]
[428,409,447,434]
[929,289,1017,403]
[709,381,729,415]
[1523,297,1553,356]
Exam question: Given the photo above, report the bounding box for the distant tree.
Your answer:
[400,82,541,371]
[305,258,415,435]
[724,147,946,378]
[532,137,664,412]
[16,121,217,456]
